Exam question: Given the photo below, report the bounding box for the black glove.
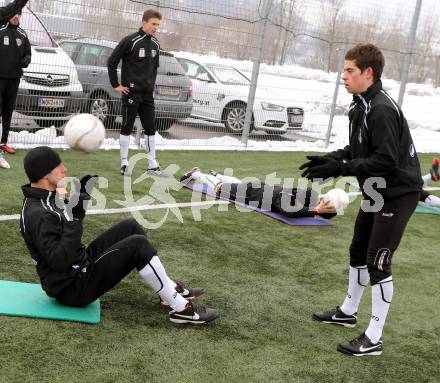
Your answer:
[306,157,348,180]
[20,55,31,68]
[299,155,331,178]
[69,175,98,220]
[71,192,90,220]
[80,174,99,196]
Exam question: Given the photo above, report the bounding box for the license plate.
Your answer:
[158,86,180,96]
[288,115,302,124]
[37,98,65,108]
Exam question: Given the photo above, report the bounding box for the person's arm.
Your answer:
[33,211,84,272]
[20,34,31,68]
[325,146,351,161]
[345,105,400,177]
[153,42,160,81]
[0,0,28,24]
[275,189,337,219]
[107,36,130,89]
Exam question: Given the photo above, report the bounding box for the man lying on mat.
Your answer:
[180,167,337,219]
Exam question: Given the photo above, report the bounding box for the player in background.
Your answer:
[0,0,31,165]
[107,9,166,177]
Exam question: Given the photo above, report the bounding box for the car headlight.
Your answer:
[261,102,284,112]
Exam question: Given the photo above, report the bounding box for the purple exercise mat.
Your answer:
[183,182,332,227]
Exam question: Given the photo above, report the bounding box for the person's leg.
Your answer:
[59,233,187,310]
[191,169,223,191]
[86,218,145,258]
[58,232,219,323]
[0,81,11,168]
[312,207,373,326]
[422,173,432,186]
[424,194,440,207]
[363,192,419,343]
[119,97,138,173]
[215,172,242,184]
[139,93,159,170]
[1,79,19,147]
[341,208,374,315]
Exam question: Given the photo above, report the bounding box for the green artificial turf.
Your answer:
[0,149,439,383]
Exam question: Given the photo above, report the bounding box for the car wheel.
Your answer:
[89,93,117,129]
[223,103,253,134]
[155,118,175,132]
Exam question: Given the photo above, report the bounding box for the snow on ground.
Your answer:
[9,51,440,154]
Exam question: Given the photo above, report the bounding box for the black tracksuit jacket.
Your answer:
[0,0,27,24]
[20,185,87,298]
[0,21,31,79]
[107,28,160,93]
[327,80,422,199]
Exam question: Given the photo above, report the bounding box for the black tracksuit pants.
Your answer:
[57,219,157,307]
[120,91,155,136]
[0,78,20,144]
[349,192,419,284]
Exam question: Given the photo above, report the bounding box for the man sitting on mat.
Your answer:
[19,147,218,325]
[180,167,337,219]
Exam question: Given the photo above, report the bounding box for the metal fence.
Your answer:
[4,0,440,150]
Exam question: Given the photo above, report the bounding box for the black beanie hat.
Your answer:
[23,146,62,182]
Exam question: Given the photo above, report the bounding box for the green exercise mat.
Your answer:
[0,280,100,324]
[415,202,440,215]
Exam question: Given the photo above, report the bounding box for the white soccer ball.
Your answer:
[324,188,350,210]
[64,114,105,153]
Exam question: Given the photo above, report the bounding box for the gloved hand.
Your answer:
[20,55,31,68]
[299,155,331,178]
[70,175,98,220]
[79,175,99,196]
[306,157,347,180]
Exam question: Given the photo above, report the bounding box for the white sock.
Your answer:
[340,265,369,315]
[0,122,3,142]
[365,276,393,344]
[138,256,187,311]
[191,170,222,191]
[119,134,130,167]
[145,134,158,169]
[422,173,431,185]
[424,194,440,207]
[216,173,242,184]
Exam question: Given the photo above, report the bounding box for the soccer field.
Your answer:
[0,149,439,383]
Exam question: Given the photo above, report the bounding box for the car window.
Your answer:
[177,59,211,80]
[207,66,249,85]
[19,8,56,48]
[59,42,79,60]
[96,47,113,67]
[158,55,186,76]
[76,44,103,66]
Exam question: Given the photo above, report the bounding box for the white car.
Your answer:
[176,57,304,135]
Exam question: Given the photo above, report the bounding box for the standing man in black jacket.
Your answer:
[20,146,219,324]
[300,44,422,356]
[0,0,31,160]
[108,9,166,177]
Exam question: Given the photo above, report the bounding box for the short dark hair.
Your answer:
[142,9,162,22]
[345,44,385,82]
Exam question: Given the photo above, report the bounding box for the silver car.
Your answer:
[59,38,193,131]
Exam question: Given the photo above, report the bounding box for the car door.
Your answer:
[74,43,103,96]
[177,58,218,120]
